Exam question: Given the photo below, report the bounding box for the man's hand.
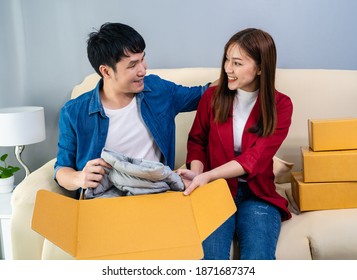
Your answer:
[209,79,219,87]
[56,158,112,191]
[80,158,112,189]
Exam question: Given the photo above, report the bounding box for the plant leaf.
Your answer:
[9,166,20,173]
[0,154,20,177]
[0,170,12,178]
[0,153,8,162]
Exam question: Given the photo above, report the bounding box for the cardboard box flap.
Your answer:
[190,178,236,241]
[75,192,203,259]
[32,179,236,260]
[31,190,79,256]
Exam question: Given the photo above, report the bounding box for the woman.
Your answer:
[177,28,293,260]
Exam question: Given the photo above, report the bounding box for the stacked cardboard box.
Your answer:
[291,118,357,211]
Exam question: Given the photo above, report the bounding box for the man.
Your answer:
[54,22,210,193]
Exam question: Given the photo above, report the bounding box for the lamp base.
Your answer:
[15,145,30,178]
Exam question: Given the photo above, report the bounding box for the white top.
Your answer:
[104,97,161,162]
[233,88,259,153]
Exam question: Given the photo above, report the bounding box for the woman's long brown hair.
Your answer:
[212,28,277,137]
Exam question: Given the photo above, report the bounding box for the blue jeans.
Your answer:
[202,182,282,260]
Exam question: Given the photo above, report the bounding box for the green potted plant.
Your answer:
[0,153,20,193]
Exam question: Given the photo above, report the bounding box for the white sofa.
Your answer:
[11,68,357,260]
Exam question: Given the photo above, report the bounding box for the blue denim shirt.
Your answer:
[54,74,208,178]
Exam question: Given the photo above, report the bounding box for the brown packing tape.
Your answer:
[32,179,236,260]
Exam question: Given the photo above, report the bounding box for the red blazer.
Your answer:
[187,86,293,220]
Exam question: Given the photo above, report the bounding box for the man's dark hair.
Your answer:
[87,22,146,76]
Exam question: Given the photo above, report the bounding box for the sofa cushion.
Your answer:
[273,156,294,184]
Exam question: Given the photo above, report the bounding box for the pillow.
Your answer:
[273,156,294,184]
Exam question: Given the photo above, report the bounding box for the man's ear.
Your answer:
[99,65,111,79]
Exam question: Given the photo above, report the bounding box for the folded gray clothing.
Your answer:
[85,148,184,199]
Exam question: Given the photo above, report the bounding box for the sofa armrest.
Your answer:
[10,158,76,259]
[11,158,76,205]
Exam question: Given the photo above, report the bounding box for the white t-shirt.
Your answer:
[104,97,161,162]
[233,88,259,153]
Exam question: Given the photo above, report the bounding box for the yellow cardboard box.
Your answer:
[32,179,236,260]
[308,118,357,151]
[301,146,357,182]
[291,172,357,211]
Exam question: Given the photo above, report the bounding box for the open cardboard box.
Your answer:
[32,179,236,260]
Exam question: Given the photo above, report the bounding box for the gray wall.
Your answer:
[1,0,357,184]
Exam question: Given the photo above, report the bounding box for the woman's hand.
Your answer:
[176,167,212,195]
[183,172,212,196]
[176,160,207,195]
[178,160,245,196]
[176,169,197,189]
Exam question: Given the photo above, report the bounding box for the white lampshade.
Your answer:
[0,106,46,146]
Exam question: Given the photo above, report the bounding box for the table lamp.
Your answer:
[0,106,46,178]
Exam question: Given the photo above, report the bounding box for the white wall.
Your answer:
[1,0,357,183]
